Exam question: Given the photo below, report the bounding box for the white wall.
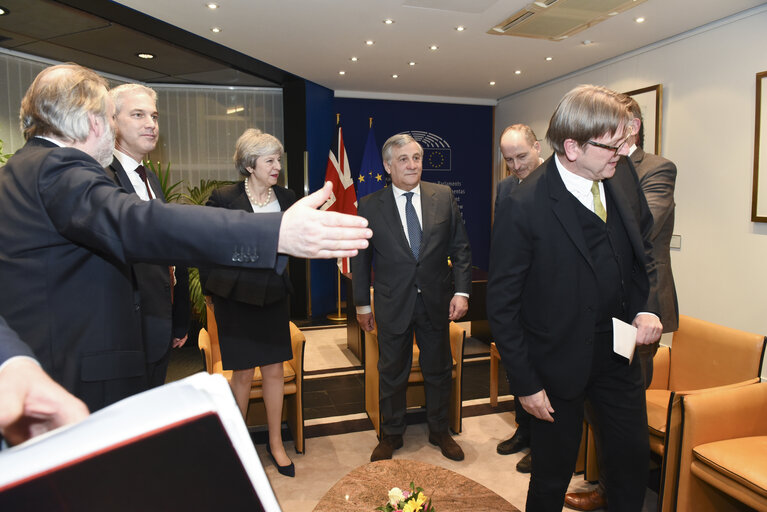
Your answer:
[495,6,767,377]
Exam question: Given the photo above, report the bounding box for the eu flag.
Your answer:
[357,125,386,198]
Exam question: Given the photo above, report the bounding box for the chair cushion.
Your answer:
[252,362,296,386]
[646,389,671,437]
[693,436,767,500]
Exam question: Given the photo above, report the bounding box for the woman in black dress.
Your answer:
[204,128,296,476]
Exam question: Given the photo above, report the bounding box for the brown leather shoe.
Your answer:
[428,431,464,461]
[370,435,403,462]
[564,489,607,511]
[515,452,531,473]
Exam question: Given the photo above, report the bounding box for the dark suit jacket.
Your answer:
[487,156,658,399]
[202,181,296,306]
[0,138,285,410]
[109,157,190,363]
[631,147,679,333]
[351,182,472,334]
[494,175,520,217]
[0,316,34,366]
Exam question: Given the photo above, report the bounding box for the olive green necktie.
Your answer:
[591,181,607,222]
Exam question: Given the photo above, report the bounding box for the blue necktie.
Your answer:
[404,192,421,259]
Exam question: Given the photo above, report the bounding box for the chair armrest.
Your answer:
[287,321,305,375]
[649,345,670,389]
[198,328,214,374]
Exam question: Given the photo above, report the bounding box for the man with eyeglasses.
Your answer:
[564,94,679,511]
[488,84,661,512]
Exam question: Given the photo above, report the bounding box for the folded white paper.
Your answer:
[612,317,637,363]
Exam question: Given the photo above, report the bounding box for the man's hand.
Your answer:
[278,182,372,259]
[633,313,662,345]
[0,358,89,446]
[172,334,188,349]
[448,295,469,321]
[357,312,375,332]
[519,389,555,422]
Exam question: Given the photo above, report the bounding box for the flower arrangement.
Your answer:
[376,481,435,512]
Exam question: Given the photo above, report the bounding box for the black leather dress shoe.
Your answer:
[496,430,530,455]
[516,452,531,473]
[428,431,464,461]
[370,434,404,462]
[266,442,295,477]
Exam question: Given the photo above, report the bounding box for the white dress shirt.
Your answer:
[114,150,157,201]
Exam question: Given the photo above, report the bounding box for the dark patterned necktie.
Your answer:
[135,165,154,200]
[404,192,421,259]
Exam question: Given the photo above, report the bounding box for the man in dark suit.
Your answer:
[0,63,371,412]
[107,84,190,388]
[493,124,545,473]
[352,133,472,462]
[488,85,662,512]
[0,316,88,447]
[565,95,679,511]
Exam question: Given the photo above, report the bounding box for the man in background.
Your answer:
[493,123,545,474]
[488,85,661,511]
[107,84,189,388]
[564,95,678,511]
[352,133,472,463]
[0,63,371,412]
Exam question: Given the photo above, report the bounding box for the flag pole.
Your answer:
[327,112,347,323]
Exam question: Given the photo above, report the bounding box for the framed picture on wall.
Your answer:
[751,71,767,222]
[625,84,663,155]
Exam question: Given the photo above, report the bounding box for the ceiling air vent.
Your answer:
[488,0,647,41]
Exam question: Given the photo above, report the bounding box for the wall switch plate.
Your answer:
[670,234,681,250]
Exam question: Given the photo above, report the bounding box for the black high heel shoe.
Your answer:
[265,442,295,477]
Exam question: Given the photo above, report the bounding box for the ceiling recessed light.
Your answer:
[582,39,592,45]
[608,11,619,16]
[489,81,496,86]
[635,17,645,23]
[515,70,522,75]
[136,53,155,60]
[545,56,553,61]
[383,19,394,25]
[455,26,465,32]
[366,40,375,46]
[429,44,439,51]
[0,6,9,16]
[206,3,219,9]
[409,61,416,66]
[350,57,358,62]
[392,74,399,79]
[339,70,346,75]
[210,26,222,33]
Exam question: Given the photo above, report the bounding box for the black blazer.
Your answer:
[202,181,296,306]
[0,138,286,411]
[488,156,658,399]
[0,316,34,366]
[109,157,191,362]
[351,181,472,334]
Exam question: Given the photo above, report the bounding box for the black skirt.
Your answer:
[211,295,292,370]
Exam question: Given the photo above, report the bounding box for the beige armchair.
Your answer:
[198,300,306,453]
[645,315,765,511]
[364,321,466,437]
[677,382,767,512]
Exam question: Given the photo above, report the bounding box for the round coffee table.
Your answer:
[313,459,519,511]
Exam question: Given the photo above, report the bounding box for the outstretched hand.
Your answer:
[0,358,89,446]
[278,182,372,259]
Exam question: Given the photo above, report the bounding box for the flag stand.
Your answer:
[326,269,346,322]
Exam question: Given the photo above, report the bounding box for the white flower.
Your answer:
[388,487,405,506]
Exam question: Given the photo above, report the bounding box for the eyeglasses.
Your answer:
[586,128,633,157]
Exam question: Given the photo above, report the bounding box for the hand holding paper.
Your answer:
[612,317,638,363]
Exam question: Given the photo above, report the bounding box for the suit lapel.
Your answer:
[379,187,413,257]
[544,158,596,273]
[604,175,645,262]
[418,182,435,258]
[232,181,254,212]
[109,157,134,192]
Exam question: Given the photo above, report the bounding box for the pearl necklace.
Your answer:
[245,176,272,207]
